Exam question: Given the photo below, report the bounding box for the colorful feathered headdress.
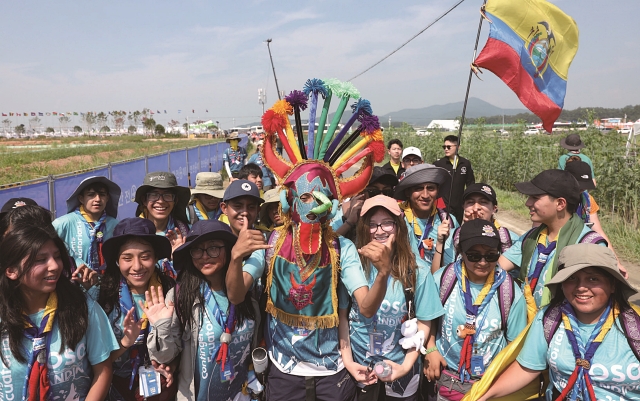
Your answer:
[261,78,385,201]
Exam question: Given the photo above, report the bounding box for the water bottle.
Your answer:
[373,361,392,379]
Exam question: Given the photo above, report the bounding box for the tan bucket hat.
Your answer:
[191,172,225,199]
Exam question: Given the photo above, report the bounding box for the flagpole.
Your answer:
[445,1,488,227]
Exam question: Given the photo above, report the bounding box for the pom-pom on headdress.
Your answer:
[261,78,385,201]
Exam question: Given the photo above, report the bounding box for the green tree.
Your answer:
[128,125,137,134]
[584,108,598,125]
[2,119,11,134]
[15,124,25,135]
[58,116,71,132]
[155,124,166,135]
[100,125,110,133]
[96,112,108,131]
[46,127,55,133]
[82,112,97,133]
[74,125,83,133]
[143,118,156,135]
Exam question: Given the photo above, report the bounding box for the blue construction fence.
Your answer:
[0,136,248,219]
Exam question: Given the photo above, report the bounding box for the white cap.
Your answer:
[402,146,422,160]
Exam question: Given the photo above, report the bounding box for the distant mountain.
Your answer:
[377,98,526,126]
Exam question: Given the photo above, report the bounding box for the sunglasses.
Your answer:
[442,145,456,150]
[364,188,394,198]
[465,252,500,263]
[403,158,422,164]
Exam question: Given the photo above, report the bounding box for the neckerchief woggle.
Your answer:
[77,205,108,270]
[202,284,236,376]
[23,292,58,401]
[555,299,616,401]
[454,260,505,382]
[527,229,557,293]
[119,274,161,389]
[401,203,436,260]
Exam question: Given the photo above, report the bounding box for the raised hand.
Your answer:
[231,217,271,260]
[141,286,174,326]
[166,227,186,254]
[436,220,450,245]
[71,264,99,290]
[120,307,144,349]
[358,233,395,276]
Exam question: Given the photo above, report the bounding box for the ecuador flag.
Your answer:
[474,0,578,132]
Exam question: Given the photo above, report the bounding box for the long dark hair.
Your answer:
[98,238,175,323]
[0,224,88,364]
[175,239,254,332]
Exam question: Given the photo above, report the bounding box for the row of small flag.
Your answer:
[1,110,209,117]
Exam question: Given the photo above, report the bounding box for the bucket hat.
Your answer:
[135,172,190,223]
[102,218,172,267]
[173,220,237,268]
[560,134,585,151]
[191,172,225,199]
[66,176,121,218]
[546,243,637,295]
[226,132,240,143]
[394,164,450,201]
[259,188,281,223]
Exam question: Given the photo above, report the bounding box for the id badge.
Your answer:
[537,253,549,264]
[32,337,46,352]
[138,366,161,397]
[465,314,476,327]
[220,359,236,382]
[470,354,485,377]
[369,331,384,356]
[295,327,310,337]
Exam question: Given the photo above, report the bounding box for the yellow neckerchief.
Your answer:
[400,201,436,237]
[390,160,400,173]
[448,156,458,169]
[219,213,230,225]
[80,204,95,223]
[24,291,58,331]
[461,261,494,306]
[561,302,618,343]
[493,219,502,230]
[195,199,209,220]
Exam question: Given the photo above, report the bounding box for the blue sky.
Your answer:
[1,0,638,128]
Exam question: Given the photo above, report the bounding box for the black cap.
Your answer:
[459,219,501,254]
[173,220,237,267]
[369,166,399,188]
[514,169,580,205]
[102,218,172,266]
[1,197,38,216]
[564,161,595,191]
[463,183,498,205]
[223,179,264,203]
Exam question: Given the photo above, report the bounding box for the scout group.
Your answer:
[0,80,638,401]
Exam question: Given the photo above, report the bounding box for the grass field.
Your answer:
[0,136,222,185]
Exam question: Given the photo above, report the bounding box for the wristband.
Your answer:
[424,346,438,355]
[119,340,131,349]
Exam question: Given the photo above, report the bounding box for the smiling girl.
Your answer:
[0,224,118,401]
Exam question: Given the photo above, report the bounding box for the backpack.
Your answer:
[439,262,515,330]
[541,303,640,361]
[187,204,199,225]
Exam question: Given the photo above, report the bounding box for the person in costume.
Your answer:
[97,218,177,401]
[255,187,284,235]
[135,171,191,277]
[381,138,405,178]
[433,135,475,224]
[341,195,444,400]
[0,223,119,401]
[248,140,276,190]
[424,219,526,400]
[393,163,458,271]
[445,183,519,273]
[564,159,627,277]
[478,244,640,401]
[498,169,609,310]
[143,220,258,401]
[53,176,121,271]
[223,132,248,180]
[186,172,225,225]
[226,79,388,400]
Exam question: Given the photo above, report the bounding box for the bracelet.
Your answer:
[119,340,131,349]
[434,249,442,255]
[424,346,438,355]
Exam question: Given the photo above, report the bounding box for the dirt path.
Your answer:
[497,210,640,306]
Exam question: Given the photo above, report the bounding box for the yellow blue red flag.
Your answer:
[474,0,579,132]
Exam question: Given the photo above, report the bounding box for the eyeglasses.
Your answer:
[403,158,422,165]
[442,145,456,150]
[190,245,224,259]
[368,221,396,233]
[364,188,394,198]
[465,252,500,263]
[146,192,176,202]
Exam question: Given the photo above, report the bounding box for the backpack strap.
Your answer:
[437,208,455,228]
[579,231,608,246]
[620,306,640,362]
[498,226,513,253]
[497,274,515,330]
[452,227,461,256]
[187,204,198,225]
[542,303,563,344]
[439,263,457,305]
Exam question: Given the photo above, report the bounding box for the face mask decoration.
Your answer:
[229,139,239,150]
